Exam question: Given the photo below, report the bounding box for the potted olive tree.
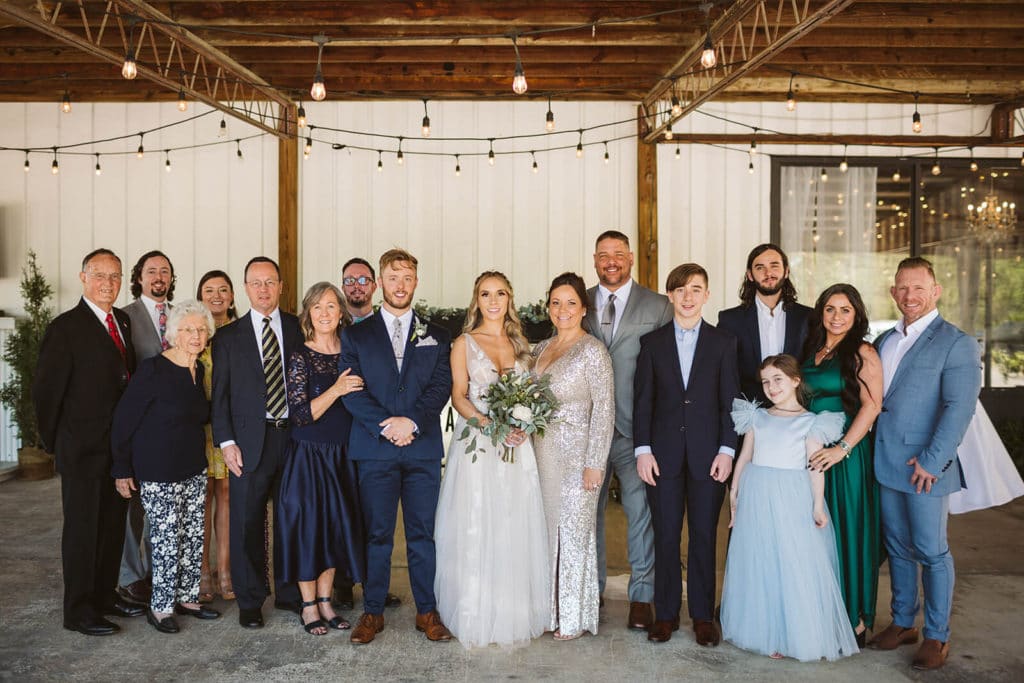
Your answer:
[0,251,55,479]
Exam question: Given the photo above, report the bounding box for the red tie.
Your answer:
[105,312,128,361]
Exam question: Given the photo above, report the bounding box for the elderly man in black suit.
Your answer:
[34,248,145,635]
[717,244,811,403]
[211,256,303,628]
[116,249,177,606]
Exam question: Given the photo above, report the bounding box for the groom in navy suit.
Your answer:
[341,248,453,644]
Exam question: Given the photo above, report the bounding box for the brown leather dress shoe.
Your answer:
[912,638,949,670]
[627,602,654,630]
[868,622,920,650]
[350,613,385,644]
[647,618,680,643]
[415,610,453,641]
[693,619,721,647]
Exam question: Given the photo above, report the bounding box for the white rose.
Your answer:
[511,404,533,422]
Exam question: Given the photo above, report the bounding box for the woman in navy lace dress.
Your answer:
[276,282,366,635]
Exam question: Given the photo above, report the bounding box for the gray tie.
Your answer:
[601,293,616,346]
[392,318,404,371]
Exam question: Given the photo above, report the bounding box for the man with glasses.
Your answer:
[341,258,378,323]
[211,256,303,628]
[116,250,177,607]
[35,248,145,635]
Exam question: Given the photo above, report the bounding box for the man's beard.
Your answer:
[755,279,784,297]
[383,291,412,311]
[147,283,168,299]
[346,291,370,307]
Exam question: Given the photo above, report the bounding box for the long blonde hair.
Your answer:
[463,271,532,364]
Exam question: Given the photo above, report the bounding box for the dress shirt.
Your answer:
[880,308,940,395]
[755,295,786,360]
[82,296,126,347]
[249,307,289,419]
[139,294,169,337]
[596,278,633,341]
[378,307,413,348]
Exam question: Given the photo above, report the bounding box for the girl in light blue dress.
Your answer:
[721,354,858,662]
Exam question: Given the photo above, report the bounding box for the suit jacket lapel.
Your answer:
[77,299,126,366]
[608,283,643,351]
[585,287,601,339]
[686,320,713,394]
[744,305,763,368]
[238,313,264,374]
[883,315,943,400]
[783,305,803,356]
[660,323,687,394]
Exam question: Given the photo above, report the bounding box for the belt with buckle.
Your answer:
[266,418,289,429]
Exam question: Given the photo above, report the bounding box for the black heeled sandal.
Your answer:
[300,599,327,635]
[317,596,351,630]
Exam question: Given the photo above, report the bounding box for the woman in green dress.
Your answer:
[801,283,883,647]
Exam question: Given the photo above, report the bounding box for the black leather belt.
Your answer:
[266,418,289,429]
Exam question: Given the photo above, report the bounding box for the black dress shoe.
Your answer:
[102,600,145,618]
[174,604,221,620]
[274,599,303,615]
[384,593,402,608]
[117,579,151,605]
[146,609,180,634]
[239,607,264,629]
[63,616,120,636]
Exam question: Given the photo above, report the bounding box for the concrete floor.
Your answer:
[1,475,1022,682]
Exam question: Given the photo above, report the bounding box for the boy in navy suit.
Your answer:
[633,263,740,646]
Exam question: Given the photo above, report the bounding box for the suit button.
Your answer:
[398,386,405,393]
[684,400,691,404]
[679,426,685,432]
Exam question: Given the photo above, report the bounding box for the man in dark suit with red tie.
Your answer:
[34,248,145,635]
[633,263,740,647]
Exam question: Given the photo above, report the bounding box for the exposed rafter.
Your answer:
[640,0,855,143]
[0,0,294,138]
[659,133,1024,147]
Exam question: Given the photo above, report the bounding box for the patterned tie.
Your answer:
[601,293,616,346]
[262,317,286,418]
[156,302,169,350]
[392,317,405,371]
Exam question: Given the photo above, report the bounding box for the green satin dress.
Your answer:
[802,355,880,631]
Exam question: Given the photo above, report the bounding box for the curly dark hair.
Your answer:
[801,283,871,416]
[129,250,176,301]
[738,243,799,309]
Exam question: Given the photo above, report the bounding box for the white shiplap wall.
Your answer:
[1,100,1016,319]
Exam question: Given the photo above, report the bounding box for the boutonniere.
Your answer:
[410,317,429,343]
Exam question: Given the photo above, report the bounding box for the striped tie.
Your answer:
[262,317,286,418]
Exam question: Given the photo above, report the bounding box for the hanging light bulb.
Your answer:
[749,138,757,156]
[165,151,172,173]
[675,144,681,160]
[396,138,404,166]
[531,151,539,174]
[454,155,461,177]
[820,167,828,183]
[664,122,673,141]
[136,135,145,159]
[122,49,137,80]
[51,149,59,175]
[912,94,922,133]
[61,90,72,114]
[421,99,431,138]
[892,169,901,182]
[310,34,328,101]
[236,139,243,161]
[785,73,796,112]
[511,36,527,95]
[576,131,584,159]
[94,154,102,176]
[304,136,312,159]
[1019,149,1024,167]
[297,103,307,129]
[176,89,187,112]
[377,150,383,172]
[23,151,30,173]
[931,148,941,176]
[488,139,495,166]
[603,142,610,165]
[218,117,227,138]
[700,32,716,69]
[671,93,682,117]
[840,146,849,172]
[748,160,754,174]
[545,98,555,132]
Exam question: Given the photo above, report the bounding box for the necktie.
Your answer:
[105,312,128,361]
[392,318,405,371]
[262,317,286,418]
[601,293,616,346]
[156,302,168,350]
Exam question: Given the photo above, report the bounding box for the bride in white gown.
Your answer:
[434,271,550,649]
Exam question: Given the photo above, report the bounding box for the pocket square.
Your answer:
[415,336,438,347]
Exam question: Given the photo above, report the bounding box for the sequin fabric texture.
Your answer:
[532,334,614,636]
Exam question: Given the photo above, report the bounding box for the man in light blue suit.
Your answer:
[870,257,981,671]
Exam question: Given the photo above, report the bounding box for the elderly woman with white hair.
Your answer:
[112,299,221,633]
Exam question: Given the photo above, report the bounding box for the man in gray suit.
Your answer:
[869,257,980,670]
[116,250,176,605]
[584,230,672,630]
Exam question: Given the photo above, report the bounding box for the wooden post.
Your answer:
[278,104,299,313]
[636,105,659,292]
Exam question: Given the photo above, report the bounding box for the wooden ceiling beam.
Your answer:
[659,133,1024,147]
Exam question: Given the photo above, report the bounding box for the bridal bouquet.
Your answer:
[459,371,559,463]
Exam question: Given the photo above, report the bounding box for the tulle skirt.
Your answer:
[951,400,1024,514]
[434,431,550,649]
[721,464,859,662]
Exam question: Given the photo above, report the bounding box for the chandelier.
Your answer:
[967,182,1017,245]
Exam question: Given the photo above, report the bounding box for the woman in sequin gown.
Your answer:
[532,273,614,640]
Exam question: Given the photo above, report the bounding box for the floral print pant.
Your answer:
[140,473,206,614]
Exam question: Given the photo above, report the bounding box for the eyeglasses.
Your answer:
[343,276,373,286]
[178,326,209,337]
[86,272,122,282]
[246,279,280,289]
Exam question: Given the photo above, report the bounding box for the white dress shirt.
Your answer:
[596,279,633,341]
[378,307,413,349]
[755,296,786,360]
[880,309,940,395]
[83,296,126,347]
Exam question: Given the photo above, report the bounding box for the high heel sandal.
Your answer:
[198,571,215,604]
[300,600,327,635]
[317,596,350,630]
[219,577,235,601]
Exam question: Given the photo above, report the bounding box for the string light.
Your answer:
[396,137,404,165]
[531,151,538,174]
[377,150,383,172]
[94,153,102,176]
[236,139,243,160]
[303,136,312,159]
[820,167,828,183]
[931,147,941,175]
[671,91,682,117]
[177,89,188,112]
[545,97,555,132]
[675,144,680,160]
[165,150,172,172]
[912,94,922,134]
[839,145,849,172]
[892,169,901,182]
[121,49,137,80]
[51,148,59,175]
[576,130,584,158]
[421,100,431,138]
[603,142,610,164]
[61,90,72,114]
[454,154,461,176]
[136,134,145,159]
[488,139,495,166]
[748,160,754,174]
[664,121,673,141]
[700,31,716,69]
[969,147,978,172]
[749,137,757,156]
[786,73,796,112]
[23,151,30,173]
[297,103,307,129]
[310,34,329,101]
[511,36,528,95]
[218,117,227,138]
